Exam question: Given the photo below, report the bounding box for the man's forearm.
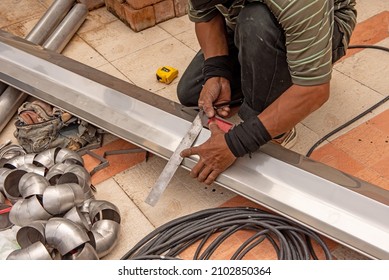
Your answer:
[259,83,330,138]
[195,13,228,59]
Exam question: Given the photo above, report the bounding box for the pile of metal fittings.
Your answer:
[0,147,121,260]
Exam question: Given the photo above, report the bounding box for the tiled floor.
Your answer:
[0,0,388,260]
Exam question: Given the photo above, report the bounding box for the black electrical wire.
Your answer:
[121,207,332,260]
[306,44,389,157]
[348,45,389,52]
[306,94,389,157]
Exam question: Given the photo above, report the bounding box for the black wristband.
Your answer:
[224,116,272,157]
[203,55,233,82]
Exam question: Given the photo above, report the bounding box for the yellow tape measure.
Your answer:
[156,66,178,84]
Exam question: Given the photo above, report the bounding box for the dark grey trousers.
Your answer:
[177,3,345,121]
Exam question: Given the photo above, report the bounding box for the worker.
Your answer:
[178,0,357,184]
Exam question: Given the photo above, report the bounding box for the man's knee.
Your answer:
[177,79,194,106]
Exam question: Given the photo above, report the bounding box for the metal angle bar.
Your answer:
[0,31,388,259]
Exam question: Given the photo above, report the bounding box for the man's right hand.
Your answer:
[198,76,232,119]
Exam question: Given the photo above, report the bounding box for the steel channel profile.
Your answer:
[0,0,83,133]
[0,31,388,259]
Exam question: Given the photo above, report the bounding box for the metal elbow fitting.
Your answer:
[9,195,52,227]
[57,164,94,200]
[42,183,84,215]
[89,200,121,224]
[63,206,90,230]
[33,147,61,169]
[90,219,120,258]
[16,220,47,248]
[45,217,90,256]
[6,241,52,260]
[1,169,27,203]
[18,172,49,198]
[45,162,68,184]
[4,153,37,169]
[88,200,121,258]
[55,148,84,166]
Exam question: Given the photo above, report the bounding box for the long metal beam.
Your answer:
[0,30,388,259]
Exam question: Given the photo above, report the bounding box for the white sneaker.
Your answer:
[271,127,297,149]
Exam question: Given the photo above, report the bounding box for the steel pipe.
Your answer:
[0,1,84,133]
[0,0,75,98]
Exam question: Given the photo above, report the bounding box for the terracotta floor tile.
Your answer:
[355,168,389,191]
[310,143,365,175]
[367,109,389,135]
[330,123,389,169]
[82,139,148,185]
[340,11,389,61]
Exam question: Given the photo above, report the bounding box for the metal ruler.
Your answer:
[145,112,204,206]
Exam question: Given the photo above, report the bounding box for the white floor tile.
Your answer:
[302,71,384,138]
[94,178,155,260]
[79,20,171,62]
[62,35,109,68]
[355,0,389,23]
[113,156,235,227]
[77,6,118,35]
[158,15,194,36]
[111,37,196,93]
[0,0,45,28]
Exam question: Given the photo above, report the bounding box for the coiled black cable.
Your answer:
[121,207,332,260]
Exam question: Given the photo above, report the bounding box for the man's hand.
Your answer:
[198,77,231,119]
[180,119,236,185]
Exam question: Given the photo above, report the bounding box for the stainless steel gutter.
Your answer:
[0,0,77,133]
[0,30,388,259]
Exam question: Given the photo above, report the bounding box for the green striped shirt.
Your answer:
[188,0,357,85]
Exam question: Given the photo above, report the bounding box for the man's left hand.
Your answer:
[180,119,236,185]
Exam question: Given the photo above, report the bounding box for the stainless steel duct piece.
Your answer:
[42,183,84,215]
[89,200,121,224]
[0,144,26,160]
[45,217,90,256]
[6,241,52,260]
[2,169,27,203]
[33,147,61,169]
[58,164,93,200]
[16,220,47,248]
[63,206,90,230]
[0,192,5,204]
[1,31,388,259]
[0,0,77,133]
[18,172,49,198]
[91,219,120,258]
[45,162,68,184]
[4,154,37,169]
[9,195,52,227]
[17,164,46,177]
[55,148,84,166]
